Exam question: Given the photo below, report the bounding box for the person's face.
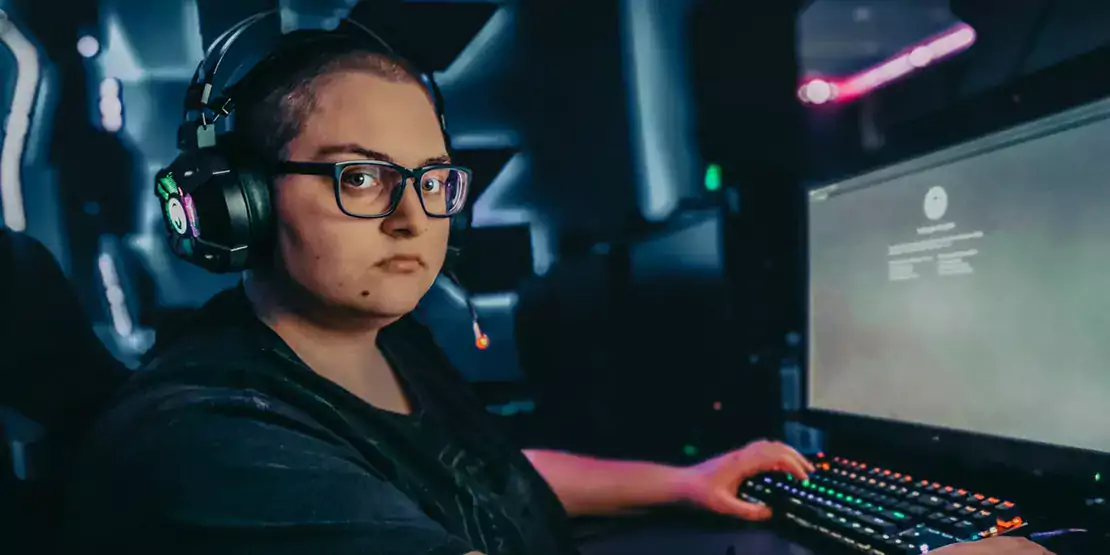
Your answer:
[273,71,450,321]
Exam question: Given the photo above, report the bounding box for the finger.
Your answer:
[766,444,812,480]
[771,443,816,476]
[718,495,773,521]
[801,451,817,472]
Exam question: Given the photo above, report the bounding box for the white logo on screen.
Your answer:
[167,198,189,235]
[923,186,948,221]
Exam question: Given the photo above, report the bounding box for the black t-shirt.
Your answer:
[61,286,576,555]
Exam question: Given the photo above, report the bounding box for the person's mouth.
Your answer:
[377,254,425,273]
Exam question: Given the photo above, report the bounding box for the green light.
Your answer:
[892,511,906,520]
[682,444,698,457]
[704,164,723,191]
[1096,473,1102,482]
[836,493,844,499]
[158,175,179,194]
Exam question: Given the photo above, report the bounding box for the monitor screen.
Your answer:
[807,97,1110,455]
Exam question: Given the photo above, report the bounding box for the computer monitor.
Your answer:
[806,93,1110,461]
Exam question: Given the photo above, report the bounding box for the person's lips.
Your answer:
[377,254,424,273]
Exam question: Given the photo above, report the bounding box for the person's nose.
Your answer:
[380,179,429,238]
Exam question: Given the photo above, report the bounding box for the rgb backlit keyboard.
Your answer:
[739,453,1025,554]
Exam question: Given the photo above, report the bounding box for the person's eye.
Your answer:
[421,177,443,194]
[341,169,381,190]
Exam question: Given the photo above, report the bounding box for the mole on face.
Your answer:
[361,290,370,297]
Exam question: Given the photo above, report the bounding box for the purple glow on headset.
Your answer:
[181,193,200,237]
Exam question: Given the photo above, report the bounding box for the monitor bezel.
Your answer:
[799,43,1110,485]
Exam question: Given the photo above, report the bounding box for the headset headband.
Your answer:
[181,10,274,124]
[184,10,402,119]
[178,10,447,153]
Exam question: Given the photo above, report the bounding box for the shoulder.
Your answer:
[84,371,342,470]
[64,377,472,554]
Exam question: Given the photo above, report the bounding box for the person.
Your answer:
[57,25,1053,555]
[56,28,809,555]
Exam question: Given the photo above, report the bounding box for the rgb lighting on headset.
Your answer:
[181,193,200,237]
[156,173,201,238]
[156,174,177,199]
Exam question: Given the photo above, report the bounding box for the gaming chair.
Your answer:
[0,228,129,551]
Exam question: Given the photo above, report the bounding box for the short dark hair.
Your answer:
[232,31,428,163]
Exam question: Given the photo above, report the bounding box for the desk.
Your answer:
[578,522,823,555]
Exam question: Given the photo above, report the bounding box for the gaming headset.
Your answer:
[154,10,487,348]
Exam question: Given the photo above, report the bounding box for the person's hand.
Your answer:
[675,439,815,521]
[933,537,1054,554]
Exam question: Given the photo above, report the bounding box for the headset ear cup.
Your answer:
[155,146,273,273]
[236,165,274,268]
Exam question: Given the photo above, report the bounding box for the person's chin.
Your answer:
[370,301,419,320]
[356,278,430,315]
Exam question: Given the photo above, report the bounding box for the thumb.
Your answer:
[717,495,773,521]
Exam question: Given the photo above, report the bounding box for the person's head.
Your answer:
[234,32,469,328]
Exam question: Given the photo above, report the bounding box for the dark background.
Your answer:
[3,0,1110,466]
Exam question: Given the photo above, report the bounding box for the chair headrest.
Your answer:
[0,228,129,428]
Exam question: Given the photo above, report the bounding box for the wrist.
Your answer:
[667,465,701,507]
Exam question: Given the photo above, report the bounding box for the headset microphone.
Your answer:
[445,270,488,350]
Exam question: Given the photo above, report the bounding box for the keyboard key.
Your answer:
[971,510,995,529]
[994,501,1019,521]
[966,493,987,505]
[856,513,900,535]
[920,495,945,508]
[883,538,920,555]
[872,507,915,526]
[900,526,960,552]
[953,520,979,539]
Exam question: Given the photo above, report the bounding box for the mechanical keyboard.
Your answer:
[739,453,1026,555]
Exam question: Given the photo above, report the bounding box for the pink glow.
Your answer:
[799,22,977,105]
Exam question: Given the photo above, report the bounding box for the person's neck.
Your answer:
[242,271,394,380]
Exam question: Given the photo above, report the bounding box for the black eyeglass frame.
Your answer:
[273,160,472,219]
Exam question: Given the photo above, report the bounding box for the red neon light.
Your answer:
[799,22,976,106]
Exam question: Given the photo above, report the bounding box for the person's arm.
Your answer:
[63,386,475,555]
[522,449,689,516]
[933,537,1053,554]
[524,440,814,519]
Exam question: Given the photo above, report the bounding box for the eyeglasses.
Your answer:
[273,160,471,218]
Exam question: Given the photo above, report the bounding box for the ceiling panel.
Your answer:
[800,0,959,76]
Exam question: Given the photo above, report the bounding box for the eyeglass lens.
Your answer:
[338,163,469,217]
